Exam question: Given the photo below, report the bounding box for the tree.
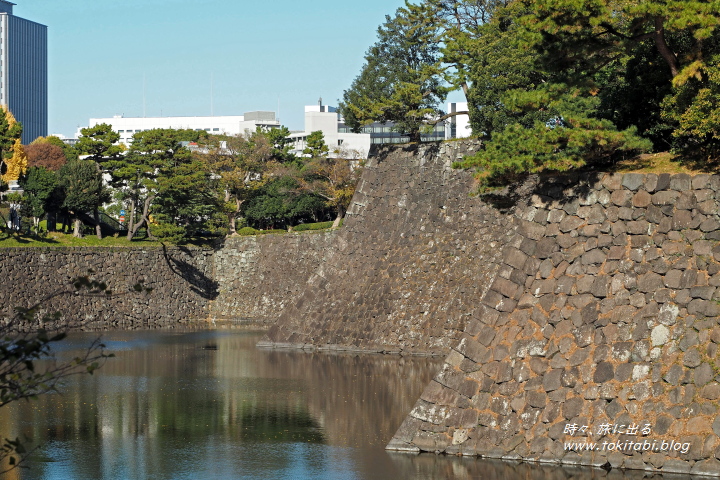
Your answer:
[103,128,211,241]
[517,0,720,157]
[75,123,122,161]
[407,0,517,128]
[339,2,449,142]
[76,124,123,239]
[519,0,720,81]
[58,160,110,238]
[31,135,79,163]
[453,0,544,139]
[298,147,363,228]
[198,131,275,235]
[1,139,27,184]
[25,142,67,171]
[19,166,58,232]
[262,126,297,164]
[302,131,329,158]
[242,176,330,230]
[0,107,22,185]
[456,84,652,189]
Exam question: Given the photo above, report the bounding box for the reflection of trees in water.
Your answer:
[0,331,444,479]
[0,332,665,480]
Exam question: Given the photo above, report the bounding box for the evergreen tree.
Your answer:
[58,160,110,238]
[339,3,449,142]
[302,131,329,158]
[19,166,58,232]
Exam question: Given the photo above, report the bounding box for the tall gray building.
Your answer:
[0,1,47,144]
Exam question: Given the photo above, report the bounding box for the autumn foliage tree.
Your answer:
[25,142,67,171]
[299,147,363,228]
[198,130,275,235]
[0,108,25,184]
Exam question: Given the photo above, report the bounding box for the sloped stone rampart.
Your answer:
[389,171,720,476]
[261,141,514,355]
[210,232,337,323]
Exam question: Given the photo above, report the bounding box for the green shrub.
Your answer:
[292,221,334,232]
[237,227,258,236]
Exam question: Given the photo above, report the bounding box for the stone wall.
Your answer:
[210,232,337,323]
[261,141,515,355]
[389,171,720,476]
[0,231,338,329]
[0,246,215,329]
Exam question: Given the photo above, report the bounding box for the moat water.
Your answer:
[1,330,676,479]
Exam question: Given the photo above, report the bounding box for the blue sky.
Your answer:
[18,0,416,138]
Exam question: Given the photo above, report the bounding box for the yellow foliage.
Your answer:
[1,138,27,183]
[673,60,705,87]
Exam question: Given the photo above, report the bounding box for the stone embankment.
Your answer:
[389,171,720,476]
[0,230,338,329]
[210,232,336,324]
[0,246,215,329]
[261,141,511,355]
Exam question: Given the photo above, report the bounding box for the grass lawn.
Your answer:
[0,231,165,248]
[610,152,717,174]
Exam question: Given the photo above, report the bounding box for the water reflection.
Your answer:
[0,330,690,480]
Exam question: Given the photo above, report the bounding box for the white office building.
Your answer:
[80,111,281,145]
[446,102,471,140]
[290,100,371,159]
[0,1,48,144]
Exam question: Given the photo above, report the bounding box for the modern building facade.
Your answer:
[336,101,472,145]
[0,1,48,144]
[290,101,371,159]
[81,111,281,145]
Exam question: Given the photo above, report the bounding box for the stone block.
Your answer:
[543,369,563,392]
[670,173,691,191]
[559,215,585,232]
[593,362,615,383]
[503,245,528,270]
[491,276,522,300]
[582,249,607,265]
[643,173,659,192]
[519,219,547,241]
[622,173,645,191]
[638,272,664,293]
[562,397,584,419]
[672,210,693,230]
[652,191,681,206]
[611,190,633,207]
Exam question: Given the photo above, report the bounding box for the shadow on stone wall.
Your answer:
[161,244,219,300]
[481,172,603,214]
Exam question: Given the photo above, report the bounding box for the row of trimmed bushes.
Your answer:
[237,221,339,236]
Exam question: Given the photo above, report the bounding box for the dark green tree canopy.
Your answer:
[302,131,329,158]
[339,3,449,142]
[75,123,122,162]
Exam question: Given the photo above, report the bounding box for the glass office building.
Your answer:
[0,1,47,144]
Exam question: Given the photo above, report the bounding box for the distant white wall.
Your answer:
[292,108,370,159]
[79,114,280,145]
